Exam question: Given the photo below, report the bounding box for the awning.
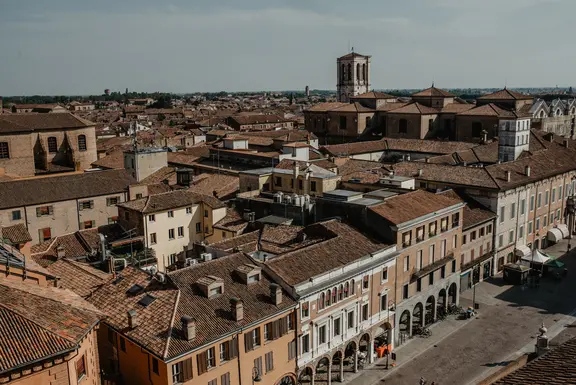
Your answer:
[521,249,550,264]
[515,245,532,258]
[557,224,570,239]
[547,228,563,243]
[546,258,565,269]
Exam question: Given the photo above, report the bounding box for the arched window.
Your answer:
[540,110,545,118]
[350,279,355,295]
[47,137,57,153]
[399,119,408,134]
[356,63,361,82]
[341,63,346,82]
[319,292,325,310]
[332,287,337,304]
[78,134,87,151]
[347,64,352,82]
[363,63,367,82]
[344,282,349,297]
[338,284,344,301]
[366,116,371,128]
[326,290,331,306]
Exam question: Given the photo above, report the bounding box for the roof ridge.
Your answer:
[64,258,109,280]
[163,289,180,359]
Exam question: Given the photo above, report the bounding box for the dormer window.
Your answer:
[235,264,262,285]
[197,275,224,298]
[247,273,261,284]
[210,286,222,297]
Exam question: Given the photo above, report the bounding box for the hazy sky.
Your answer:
[1,0,574,95]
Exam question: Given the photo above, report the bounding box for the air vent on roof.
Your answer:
[138,294,157,307]
[112,276,124,285]
[127,284,144,295]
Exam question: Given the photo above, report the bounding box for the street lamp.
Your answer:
[252,367,262,384]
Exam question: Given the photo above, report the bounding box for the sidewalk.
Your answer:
[341,315,475,385]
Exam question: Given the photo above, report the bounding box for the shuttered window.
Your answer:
[288,340,297,361]
[221,372,231,385]
[265,352,274,373]
[254,356,263,378]
[36,206,53,217]
[172,358,192,383]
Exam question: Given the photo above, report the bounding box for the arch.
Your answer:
[315,356,331,384]
[347,64,352,83]
[448,282,458,305]
[375,322,392,347]
[276,374,297,385]
[332,287,338,304]
[319,292,325,310]
[298,367,314,384]
[362,63,367,82]
[412,303,424,333]
[344,282,350,298]
[338,284,344,301]
[437,288,447,315]
[365,116,371,128]
[344,341,357,374]
[399,119,408,134]
[539,110,546,118]
[326,290,331,306]
[47,136,58,153]
[341,63,345,82]
[399,309,411,345]
[425,295,436,325]
[332,350,344,383]
[78,134,87,151]
[356,63,361,82]
[350,279,355,295]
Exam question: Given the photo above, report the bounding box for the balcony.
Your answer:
[411,253,455,282]
[402,240,412,248]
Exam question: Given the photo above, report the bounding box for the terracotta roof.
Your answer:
[91,149,125,169]
[137,167,177,186]
[188,174,240,201]
[477,88,532,101]
[386,102,439,115]
[31,228,100,267]
[228,114,290,125]
[213,209,249,233]
[393,162,498,189]
[46,259,112,298]
[321,140,388,156]
[494,337,576,384]
[167,152,204,167]
[0,278,101,374]
[0,170,134,210]
[1,224,32,244]
[338,52,370,59]
[0,113,94,134]
[376,102,409,112]
[457,103,530,118]
[438,190,496,229]
[209,225,307,254]
[275,159,337,172]
[337,159,384,176]
[369,190,463,225]
[384,138,477,154]
[440,103,475,114]
[265,220,389,286]
[118,189,225,214]
[307,102,348,112]
[412,86,455,98]
[332,102,374,113]
[351,91,396,100]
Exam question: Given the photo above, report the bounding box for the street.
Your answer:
[344,240,576,385]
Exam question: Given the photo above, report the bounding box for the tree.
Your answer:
[150,95,173,109]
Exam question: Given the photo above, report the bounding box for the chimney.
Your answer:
[181,315,196,341]
[417,169,423,177]
[127,309,138,329]
[270,283,282,306]
[482,130,488,144]
[231,298,244,322]
[525,165,531,177]
[57,245,65,259]
[506,171,511,182]
[564,139,569,148]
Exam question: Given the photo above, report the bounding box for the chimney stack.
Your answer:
[270,283,282,306]
[181,315,196,341]
[231,298,244,322]
[525,165,531,177]
[57,245,65,259]
[417,169,423,177]
[506,171,511,182]
[482,130,488,144]
[127,309,138,329]
[564,139,569,148]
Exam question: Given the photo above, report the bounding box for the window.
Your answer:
[150,233,157,244]
[298,179,303,190]
[519,225,524,239]
[301,334,310,354]
[318,325,327,344]
[557,209,561,222]
[79,200,93,210]
[195,222,201,233]
[399,119,408,134]
[311,181,317,192]
[253,328,261,347]
[536,218,540,231]
[530,195,535,211]
[347,310,355,329]
[168,210,174,218]
[172,362,183,384]
[429,244,435,263]
[76,355,86,380]
[178,226,184,237]
[264,322,272,341]
[152,358,159,375]
[441,239,447,257]
[559,186,563,200]
[452,259,456,273]
[520,199,526,215]
[148,214,155,222]
[78,135,87,151]
[362,303,369,321]
[452,213,460,228]
[417,249,423,270]
[11,210,21,221]
[47,137,58,153]
[545,191,549,205]
[350,279,355,295]
[499,206,505,223]
[169,253,177,266]
[301,302,309,318]
[543,215,548,227]
[417,278,422,292]
[403,255,410,272]
[441,217,449,231]
[429,221,437,236]
[275,177,282,187]
[206,347,216,368]
[380,294,388,312]
[120,337,126,352]
[462,234,467,245]
[186,207,192,214]
[362,275,369,290]
[487,224,492,233]
[136,193,143,199]
[382,267,388,281]
[498,234,504,248]
[204,210,209,218]
[537,193,542,208]
[36,205,53,217]
[402,231,412,246]
[453,234,458,249]
[333,317,341,336]
[510,203,516,219]
[340,116,347,130]
[528,221,533,234]
[472,122,483,137]
[107,197,119,206]
[265,351,274,373]
[82,220,95,229]
[402,284,409,299]
[39,227,52,242]
[0,142,9,159]
[288,340,297,361]
[552,188,556,203]
[221,373,231,385]
[508,230,514,244]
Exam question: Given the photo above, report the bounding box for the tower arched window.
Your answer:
[362,63,367,82]
[332,287,337,304]
[341,63,346,82]
[356,63,361,82]
[47,137,57,153]
[347,64,352,82]
[344,282,350,297]
[78,134,87,151]
[326,290,331,306]
[319,292,325,310]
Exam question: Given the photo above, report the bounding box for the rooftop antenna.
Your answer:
[348,40,351,53]
[504,78,507,90]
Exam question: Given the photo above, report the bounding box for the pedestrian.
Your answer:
[431,382,436,385]
[420,377,426,385]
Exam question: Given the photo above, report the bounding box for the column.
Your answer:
[368,337,373,364]
[353,350,359,373]
[327,362,332,385]
[339,358,344,382]
[310,369,315,385]
[408,314,413,338]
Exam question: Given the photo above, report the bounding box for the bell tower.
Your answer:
[337,51,371,102]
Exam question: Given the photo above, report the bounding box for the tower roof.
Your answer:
[338,52,371,60]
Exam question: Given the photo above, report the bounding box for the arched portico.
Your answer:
[412,302,424,333]
[448,282,458,305]
[398,309,411,345]
[425,295,436,325]
[437,288,447,316]
[314,356,331,385]
[298,367,314,385]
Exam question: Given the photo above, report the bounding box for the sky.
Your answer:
[0,0,574,95]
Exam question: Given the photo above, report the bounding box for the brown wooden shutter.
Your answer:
[197,352,207,375]
[273,320,281,340]
[230,337,238,359]
[244,331,253,352]
[281,317,288,336]
[182,358,193,381]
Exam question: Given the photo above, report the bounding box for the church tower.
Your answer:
[337,51,371,102]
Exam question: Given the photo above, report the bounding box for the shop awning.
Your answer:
[546,258,565,269]
[557,224,570,239]
[515,245,532,258]
[521,249,550,264]
[547,228,563,243]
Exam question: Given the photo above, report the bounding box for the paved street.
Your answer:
[344,240,576,385]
